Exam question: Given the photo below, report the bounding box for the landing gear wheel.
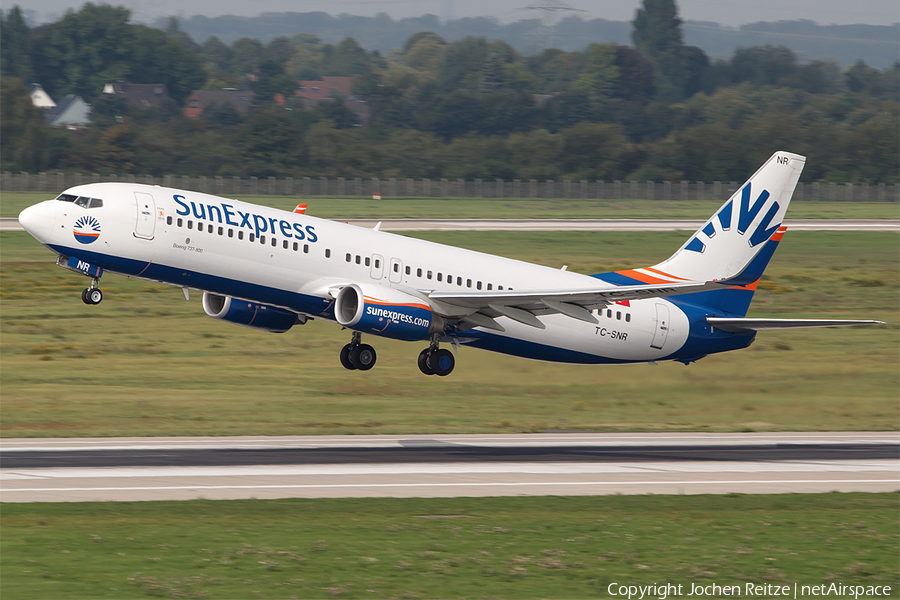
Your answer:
[418,349,435,375]
[430,348,455,376]
[350,344,376,371]
[340,344,357,370]
[82,287,102,305]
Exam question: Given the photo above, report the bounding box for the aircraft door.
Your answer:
[650,303,670,350]
[370,254,384,280]
[134,192,156,239]
[389,258,403,284]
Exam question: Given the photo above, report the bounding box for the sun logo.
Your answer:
[73,215,101,244]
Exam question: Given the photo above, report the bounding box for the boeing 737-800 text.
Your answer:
[17,151,882,376]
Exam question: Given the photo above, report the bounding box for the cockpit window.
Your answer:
[75,196,90,207]
[88,198,103,208]
[56,194,77,202]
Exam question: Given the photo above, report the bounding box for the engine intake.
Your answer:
[335,283,441,341]
[202,292,299,333]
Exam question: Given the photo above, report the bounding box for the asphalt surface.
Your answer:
[2,217,898,232]
[3,433,897,502]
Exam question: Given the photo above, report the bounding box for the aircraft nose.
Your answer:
[18,201,55,240]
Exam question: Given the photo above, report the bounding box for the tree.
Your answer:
[1,7,34,82]
[0,76,52,171]
[572,44,620,104]
[632,0,709,101]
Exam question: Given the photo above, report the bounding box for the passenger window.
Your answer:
[208,224,213,234]
[188,220,193,229]
[249,233,255,242]
[325,249,331,258]
[417,268,422,277]
[616,311,621,320]
[405,266,411,275]
[374,259,380,268]
[238,231,244,240]
[466,279,472,288]
[365,257,370,266]
[197,221,203,232]
[167,216,173,225]
[393,263,399,273]
[218,227,223,235]
[477,281,482,290]
[487,283,492,290]
[346,253,352,262]
[427,271,433,280]
[625,313,631,322]
[607,309,612,318]
[304,244,309,253]
[88,198,103,208]
[355,255,361,264]
[177,218,183,227]
[260,235,266,244]
[228,229,234,238]
[293,242,298,251]
[283,240,288,249]
[75,196,90,207]
[437,273,442,282]
[498,285,503,290]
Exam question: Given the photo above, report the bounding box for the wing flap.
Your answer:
[708,318,886,332]
[428,280,712,313]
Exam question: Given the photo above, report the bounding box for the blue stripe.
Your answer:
[49,244,335,319]
[457,329,632,365]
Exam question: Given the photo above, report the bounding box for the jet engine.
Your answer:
[335,283,443,341]
[202,292,300,333]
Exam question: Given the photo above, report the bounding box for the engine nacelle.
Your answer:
[335,283,442,341]
[202,292,299,333]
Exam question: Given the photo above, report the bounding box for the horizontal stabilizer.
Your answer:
[707,317,886,332]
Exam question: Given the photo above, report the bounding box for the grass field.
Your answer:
[3,191,899,220]
[1,229,896,438]
[2,494,898,599]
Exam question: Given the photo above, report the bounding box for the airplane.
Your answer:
[17,151,883,376]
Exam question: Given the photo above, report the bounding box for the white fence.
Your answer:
[3,172,897,202]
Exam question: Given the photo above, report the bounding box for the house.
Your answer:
[102,83,171,108]
[295,76,356,100]
[28,84,56,109]
[183,90,255,119]
[44,95,91,128]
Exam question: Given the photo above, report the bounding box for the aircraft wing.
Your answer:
[707,318,886,332]
[426,280,719,330]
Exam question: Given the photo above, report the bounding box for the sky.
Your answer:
[10,0,900,28]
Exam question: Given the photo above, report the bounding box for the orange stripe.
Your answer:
[616,269,672,285]
[728,279,759,291]
[74,232,99,238]
[362,296,431,312]
[643,267,690,281]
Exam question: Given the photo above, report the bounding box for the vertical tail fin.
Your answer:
[654,151,805,284]
[596,151,806,316]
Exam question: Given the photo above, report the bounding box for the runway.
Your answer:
[2,217,898,232]
[2,432,897,503]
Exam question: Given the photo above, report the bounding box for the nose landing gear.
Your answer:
[81,278,103,305]
[340,332,377,371]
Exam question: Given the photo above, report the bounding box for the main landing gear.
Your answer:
[418,340,455,377]
[338,333,456,376]
[81,278,103,305]
[340,331,377,371]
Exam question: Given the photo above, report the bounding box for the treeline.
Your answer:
[1,1,897,183]
[158,11,900,69]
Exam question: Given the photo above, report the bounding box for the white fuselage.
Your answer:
[21,183,701,364]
